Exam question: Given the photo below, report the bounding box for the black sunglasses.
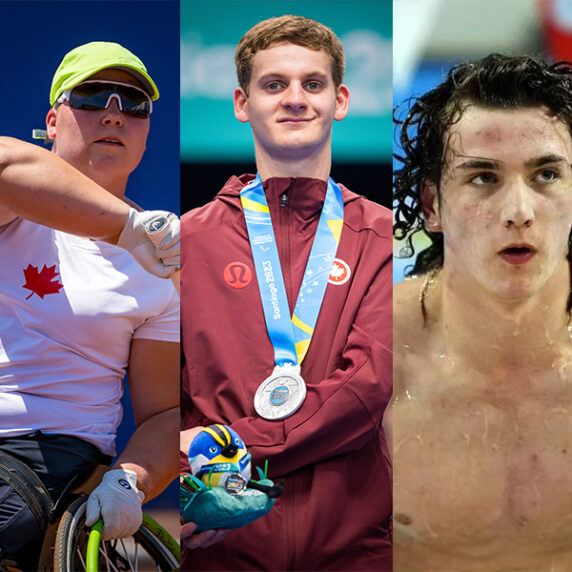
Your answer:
[57,80,153,119]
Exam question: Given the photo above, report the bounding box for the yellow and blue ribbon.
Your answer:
[240,174,343,367]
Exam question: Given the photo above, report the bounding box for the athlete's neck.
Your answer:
[254,143,331,183]
[426,262,572,372]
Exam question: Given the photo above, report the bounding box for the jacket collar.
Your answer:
[219,174,330,220]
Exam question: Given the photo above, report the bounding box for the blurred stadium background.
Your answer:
[393,0,572,282]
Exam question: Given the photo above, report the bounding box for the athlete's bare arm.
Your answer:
[0,137,128,240]
[113,339,180,500]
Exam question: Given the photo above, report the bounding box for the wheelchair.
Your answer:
[0,450,180,571]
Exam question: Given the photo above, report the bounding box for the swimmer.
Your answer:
[393,54,572,571]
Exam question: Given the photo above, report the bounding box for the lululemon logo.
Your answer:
[328,258,351,285]
[224,262,253,289]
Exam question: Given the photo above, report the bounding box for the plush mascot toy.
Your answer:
[188,424,252,492]
[181,424,284,532]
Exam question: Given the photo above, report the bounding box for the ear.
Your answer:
[334,84,350,121]
[421,181,442,232]
[46,108,57,139]
[233,87,249,123]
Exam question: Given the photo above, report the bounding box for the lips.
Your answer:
[95,137,124,146]
[277,118,312,124]
[498,244,537,265]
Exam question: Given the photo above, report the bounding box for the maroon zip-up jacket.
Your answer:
[181,175,392,571]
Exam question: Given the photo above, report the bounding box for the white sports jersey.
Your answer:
[0,218,179,455]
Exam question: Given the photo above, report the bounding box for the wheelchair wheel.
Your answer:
[0,450,54,529]
[54,496,180,571]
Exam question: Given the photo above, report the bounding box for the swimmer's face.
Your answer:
[423,106,572,302]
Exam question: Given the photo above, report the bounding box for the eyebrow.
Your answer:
[257,71,329,82]
[524,154,568,168]
[453,154,569,171]
[454,159,500,171]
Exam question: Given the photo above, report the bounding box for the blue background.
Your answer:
[1,0,179,214]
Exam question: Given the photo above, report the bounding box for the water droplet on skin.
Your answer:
[557,360,571,383]
[551,407,569,415]
[394,434,423,456]
[395,513,413,526]
[405,389,414,400]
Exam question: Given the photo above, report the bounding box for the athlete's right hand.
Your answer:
[181,522,228,549]
[117,208,180,278]
[180,426,205,455]
[86,469,145,540]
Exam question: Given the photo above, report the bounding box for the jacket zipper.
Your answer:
[285,470,298,570]
[280,182,296,569]
[280,184,292,312]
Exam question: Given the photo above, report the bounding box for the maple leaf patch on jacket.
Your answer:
[22,264,64,299]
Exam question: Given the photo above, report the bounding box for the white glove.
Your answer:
[144,210,180,268]
[117,208,180,278]
[85,469,145,540]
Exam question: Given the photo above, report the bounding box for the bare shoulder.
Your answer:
[394,276,427,347]
[393,276,430,394]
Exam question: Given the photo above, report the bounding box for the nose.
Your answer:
[281,82,307,111]
[100,96,124,128]
[500,180,535,228]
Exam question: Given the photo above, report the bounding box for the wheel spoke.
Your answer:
[118,537,135,571]
[98,542,121,572]
[75,546,86,570]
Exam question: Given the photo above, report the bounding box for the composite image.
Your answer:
[0,0,570,571]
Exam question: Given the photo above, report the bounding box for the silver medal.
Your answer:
[254,364,306,420]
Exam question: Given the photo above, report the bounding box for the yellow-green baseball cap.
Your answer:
[50,41,159,106]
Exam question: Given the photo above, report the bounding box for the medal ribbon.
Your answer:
[240,174,344,367]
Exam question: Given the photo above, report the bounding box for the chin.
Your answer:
[488,276,544,303]
[276,137,325,155]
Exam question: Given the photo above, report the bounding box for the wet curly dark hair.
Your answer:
[393,53,572,276]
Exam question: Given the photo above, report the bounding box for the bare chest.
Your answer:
[394,351,572,570]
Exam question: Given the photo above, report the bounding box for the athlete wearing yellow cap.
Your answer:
[0,42,179,571]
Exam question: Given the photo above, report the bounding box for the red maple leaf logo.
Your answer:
[22,264,63,299]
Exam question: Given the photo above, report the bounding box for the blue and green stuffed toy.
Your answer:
[181,424,284,532]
